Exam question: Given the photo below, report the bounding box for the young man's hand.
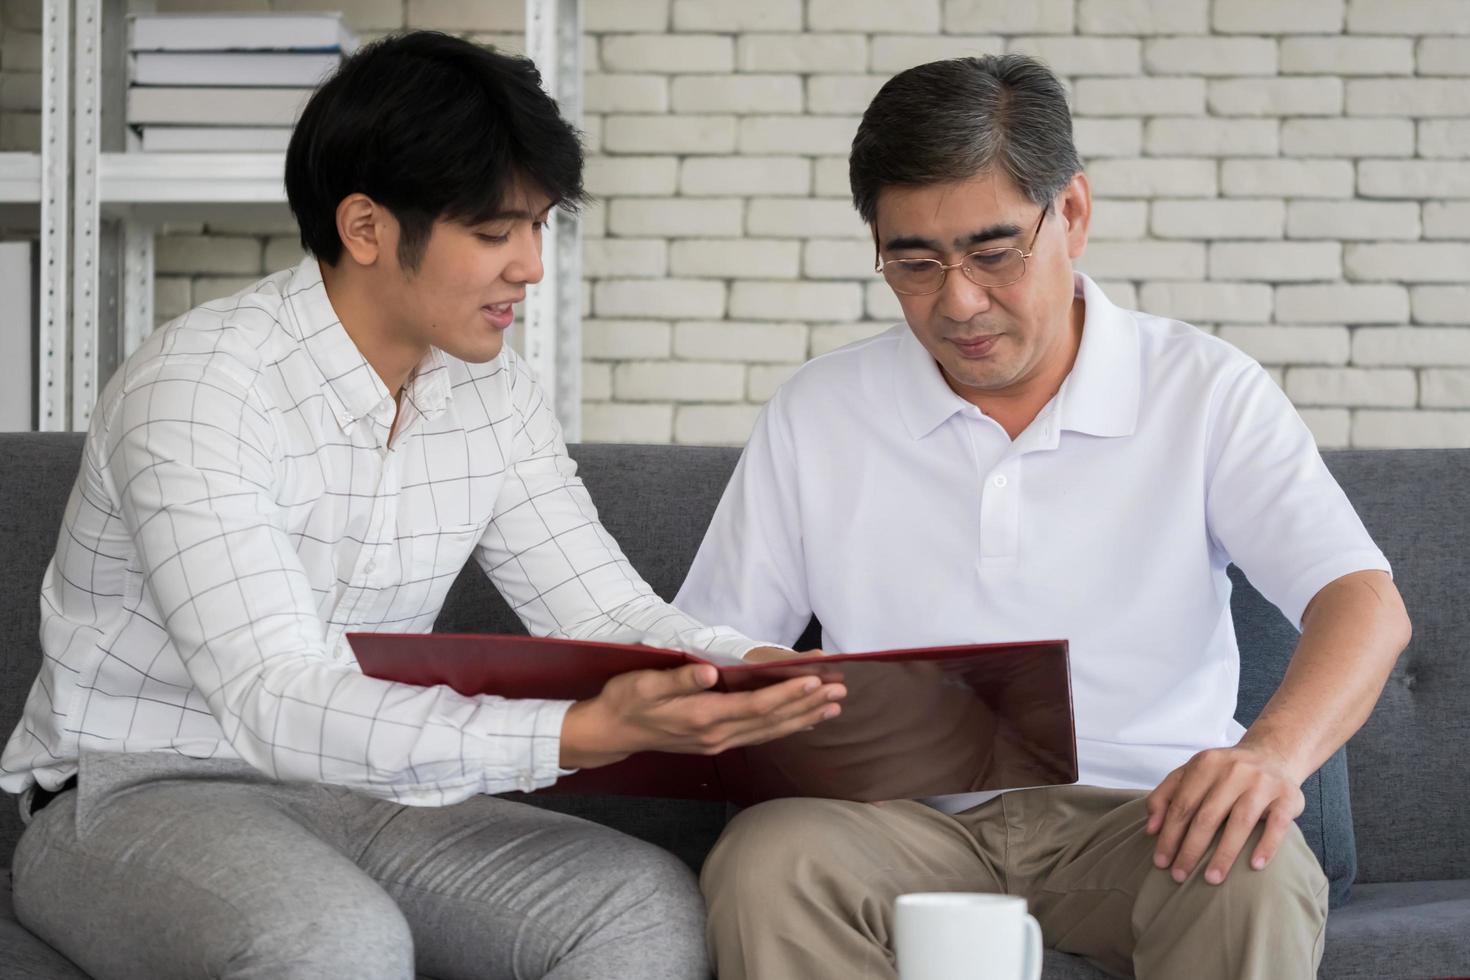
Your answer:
[1144,743,1305,886]
[558,664,846,769]
[743,645,824,663]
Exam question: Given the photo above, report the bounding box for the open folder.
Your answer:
[348,633,1078,805]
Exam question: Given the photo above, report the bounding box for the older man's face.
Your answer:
[873,170,1091,407]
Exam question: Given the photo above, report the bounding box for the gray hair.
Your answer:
[849,54,1082,225]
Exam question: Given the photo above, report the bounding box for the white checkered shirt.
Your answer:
[1,256,764,806]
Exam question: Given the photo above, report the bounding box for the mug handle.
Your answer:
[1021,913,1043,980]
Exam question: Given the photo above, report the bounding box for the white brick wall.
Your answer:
[7,0,1466,447]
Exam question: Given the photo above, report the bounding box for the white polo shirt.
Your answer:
[675,273,1389,802]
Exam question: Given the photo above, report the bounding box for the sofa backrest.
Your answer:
[0,435,1464,888]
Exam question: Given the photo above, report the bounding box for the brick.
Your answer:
[276,0,400,30]
[749,363,801,401]
[1222,160,1355,199]
[944,0,1074,34]
[1073,78,1206,117]
[1424,203,1470,241]
[1279,36,1413,75]
[594,279,726,319]
[869,35,1004,73]
[803,238,877,278]
[1281,118,1413,158]
[0,31,42,72]
[582,116,603,155]
[811,322,890,356]
[582,363,612,402]
[404,0,508,30]
[1348,80,1470,117]
[1077,0,1208,35]
[1008,37,1142,76]
[1073,119,1144,159]
[585,156,679,198]
[1418,39,1470,76]
[669,239,802,279]
[1087,159,1218,198]
[1359,162,1470,199]
[1208,78,1342,116]
[1287,201,1420,241]
[1209,242,1342,282]
[263,236,304,271]
[1217,325,1350,365]
[1285,367,1415,407]
[582,239,667,279]
[1299,409,1350,448]
[1078,242,1207,281]
[581,199,607,239]
[1354,328,1470,366]
[1145,119,1278,157]
[680,156,810,197]
[1140,283,1275,323]
[1151,200,1285,241]
[1213,0,1345,33]
[1097,281,1140,309]
[156,235,260,276]
[1144,37,1277,76]
[1275,284,1409,324]
[584,0,670,31]
[583,319,673,360]
[607,198,744,238]
[1090,199,1150,240]
[672,0,799,31]
[1422,370,1470,408]
[601,114,736,155]
[602,34,733,74]
[1346,244,1470,284]
[1412,287,1470,325]
[809,0,941,32]
[739,116,860,156]
[0,112,39,152]
[748,198,868,239]
[738,34,869,73]
[674,404,765,445]
[194,277,260,305]
[672,75,803,114]
[674,320,807,362]
[0,72,39,112]
[806,75,887,116]
[582,402,674,443]
[154,277,192,321]
[615,361,745,402]
[813,157,851,198]
[1353,411,1470,449]
[866,281,905,320]
[730,281,864,322]
[1420,121,1470,160]
[583,74,668,114]
[1347,0,1470,34]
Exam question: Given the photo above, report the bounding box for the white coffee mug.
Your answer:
[894,892,1043,980]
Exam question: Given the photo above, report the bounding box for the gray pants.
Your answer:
[13,752,708,980]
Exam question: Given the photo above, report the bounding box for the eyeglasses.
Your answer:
[876,207,1049,296]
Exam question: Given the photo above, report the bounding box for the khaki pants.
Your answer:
[701,785,1328,980]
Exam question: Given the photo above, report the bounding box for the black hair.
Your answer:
[850,54,1081,225]
[285,31,586,269]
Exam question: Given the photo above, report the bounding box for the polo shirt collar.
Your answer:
[893,271,1140,440]
[282,256,453,435]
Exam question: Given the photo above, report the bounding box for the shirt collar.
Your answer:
[894,271,1140,441]
[282,256,453,435]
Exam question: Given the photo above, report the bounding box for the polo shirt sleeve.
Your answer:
[675,389,814,648]
[1204,362,1390,629]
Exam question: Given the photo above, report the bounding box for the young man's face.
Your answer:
[873,170,1090,403]
[383,182,554,365]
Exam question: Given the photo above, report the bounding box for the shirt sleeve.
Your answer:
[1204,363,1391,629]
[101,357,574,805]
[674,388,814,648]
[475,352,771,665]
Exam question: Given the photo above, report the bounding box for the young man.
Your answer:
[1,33,843,980]
[676,54,1411,980]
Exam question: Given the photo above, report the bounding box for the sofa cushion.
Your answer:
[0,871,90,979]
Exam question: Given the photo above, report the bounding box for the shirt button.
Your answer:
[993,475,1008,488]
[364,561,376,574]
[517,771,535,792]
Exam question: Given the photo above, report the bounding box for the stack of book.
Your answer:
[126,12,358,153]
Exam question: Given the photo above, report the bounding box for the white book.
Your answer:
[0,241,35,431]
[126,86,314,127]
[132,51,340,87]
[139,126,294,152]
[128,12,357,53]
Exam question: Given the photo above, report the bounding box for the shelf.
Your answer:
[0,153,42,204]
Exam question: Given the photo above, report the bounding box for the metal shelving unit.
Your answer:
[40,0,582,435]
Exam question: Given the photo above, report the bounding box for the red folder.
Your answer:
[348,632,1078,805]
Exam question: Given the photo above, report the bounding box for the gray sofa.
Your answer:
[0,432,1466,980]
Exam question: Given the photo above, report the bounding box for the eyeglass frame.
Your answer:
[873,204,1052,296]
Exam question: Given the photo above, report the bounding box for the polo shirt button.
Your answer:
[993,475,1008,488]
[364,561,376,574]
